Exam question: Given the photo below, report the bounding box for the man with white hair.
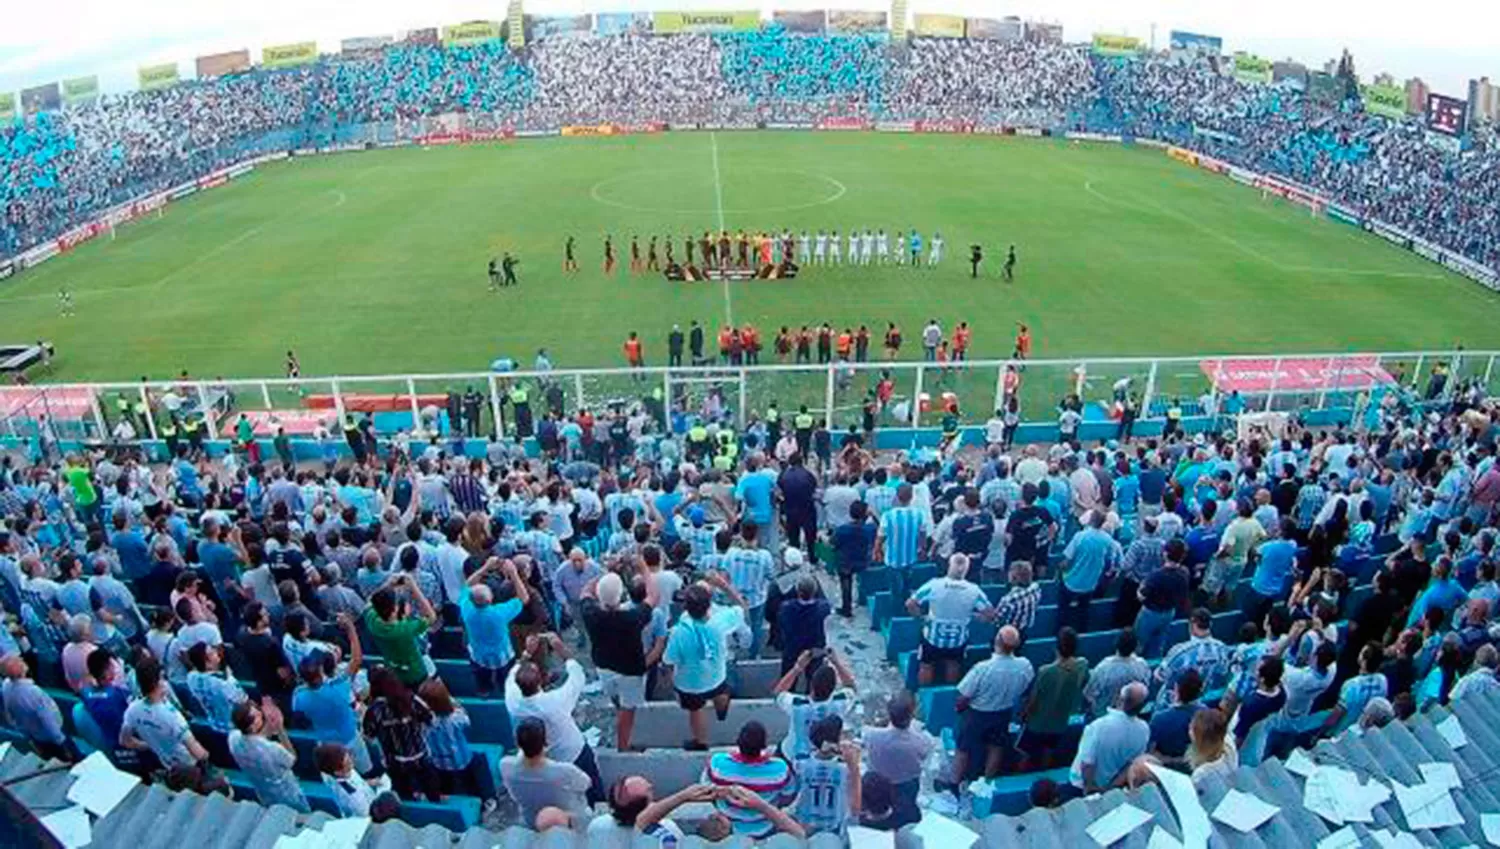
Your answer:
[906,553,996,687]
[949,625,1031,785]
[1067,681,1150,798]
[459,558,530,698]
[1,654,77,761]
[1451,644,1500,702]
[553,548,602,648]
[581,566,659,751]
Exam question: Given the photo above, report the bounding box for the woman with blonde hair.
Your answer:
[1127,707,1237,790]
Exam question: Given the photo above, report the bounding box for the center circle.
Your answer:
[589,167,847,215]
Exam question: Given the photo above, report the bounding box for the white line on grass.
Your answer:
[710,132,733,326]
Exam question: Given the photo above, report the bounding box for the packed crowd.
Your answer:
[2,349,1500,839]
[4,32,1497,269]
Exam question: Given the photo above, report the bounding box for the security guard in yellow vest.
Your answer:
[183,416,204,453]
[713,428,739,471]
[646,386,666,429]
[114,394,131,429]
[686,422,711,464]
[159,418,180,458]
[793,405,816,457]
[508,384,533,439]
[765,401,782,447]
[131,398,149,435]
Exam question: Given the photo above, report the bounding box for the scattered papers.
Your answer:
[1286,749,1318,778]
[582,726,603,747]
[318,818,370,845]
[1146,763,1211,849]
[1483,813,1500,847]
[1394,780,1464,831]
[65,756,141,819]
[40,805,92,849]
[850,826,897,849]
[912,812,978,849]
[968,778,995,799]
[1303,765,1389,826]
[1420,762,1462,791]
[1146,827,1183,849]
[1211,790,1280,833]
[1437,716,1469,749]
[1317,826,1361,849]
[1086,803,1154,846]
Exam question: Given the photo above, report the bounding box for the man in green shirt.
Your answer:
[63,454,99,525]
[363,574,440,686]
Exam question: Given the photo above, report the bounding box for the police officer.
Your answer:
[159,417,180,460]
[343,415,366,464]
[183,415,204,455]
[713,427,739,472]
[646,386,666,429]
[793,405,816,457]
[686,420,712,464]
[765,401,782,449]
[509,383,534,439]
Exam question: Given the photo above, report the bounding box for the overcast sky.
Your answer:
[1,0,1494,98]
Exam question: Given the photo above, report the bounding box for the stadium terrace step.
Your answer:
[596,748,712,798]
[628,698,789,750]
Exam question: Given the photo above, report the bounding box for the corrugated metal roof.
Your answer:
[12,691,1500,848]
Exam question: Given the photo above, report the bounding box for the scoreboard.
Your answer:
[1426,93,1469,136]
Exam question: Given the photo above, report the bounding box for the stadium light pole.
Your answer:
[1142,361,1158,419]
[1484,355,1495,389]
[197,382,217,438]
[738,369,748,430]
[139,385,158,441]
[487,375,502,436]
[406,378,421,429]
[329,379,346,426]
[574,374,587,413]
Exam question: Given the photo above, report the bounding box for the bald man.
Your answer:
[948,625,1032,785]
[1067,682,1150,797]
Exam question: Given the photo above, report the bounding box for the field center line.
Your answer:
[710,132,733,326]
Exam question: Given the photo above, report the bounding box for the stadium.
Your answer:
[3,6,1500,849]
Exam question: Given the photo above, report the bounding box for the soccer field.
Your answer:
[3,130,1498,392]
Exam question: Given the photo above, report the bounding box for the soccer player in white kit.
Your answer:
[928,231,944,266]
[829,230,842,265]
[799,230,812,264]
[813,230,827,264]
[860,230,874,265]
[875,229,888,264]
[848,229,859,265]
[891,228,905,265]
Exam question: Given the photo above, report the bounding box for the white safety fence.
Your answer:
[0,349,1489,444]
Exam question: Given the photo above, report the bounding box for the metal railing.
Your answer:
[2,348,1488,444]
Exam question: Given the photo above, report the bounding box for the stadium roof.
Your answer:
[11,691,1500,848]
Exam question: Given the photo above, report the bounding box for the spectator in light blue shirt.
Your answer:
[876,485,931,578]
[459,558,529,697]
[1406,557,1468,628]
[1068,681,1149,796]
[1245,519,1299,622]
[1059,512,1122,633]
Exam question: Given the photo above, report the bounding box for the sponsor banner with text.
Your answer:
[1015,127,1043,137]
[168,185,199,201]
[19,241,59,270]
[1092,33,1142,57]
[62,76,99,105]
[21,83,60,114]
[875,120,915,132]
[1065,131,1123,143]
[966,18,1023,40]
[561,124,615,137]
[773,10,825,32]
[526,15,594,41]
[1204,356,1395,394]
[1233,53,1273,85]
[138,63,180,91]
[826,10,886,34]
[402,28,440,45]
[514,129,560,138]
[913,13,965,38]
[342,35,394,54]
[816,117,872,131]
[653,11,760,33]
[197,50,250,78]
[764,122,813,130]
[262,42,318,69]
[443,21,503,46]
[915,120,971,133]
[1169,31,1222,54]
[594,12,651,35]
[1361,83,1405,119]
[1326,204,1361,227]
[1166,146,1198,166]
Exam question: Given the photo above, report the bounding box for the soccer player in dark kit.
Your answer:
[647,236,660,272]
[630,236,642,273]
[563,235,577,272]
[603,235,616,274]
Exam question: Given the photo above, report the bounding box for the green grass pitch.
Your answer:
[3,131,1498,423]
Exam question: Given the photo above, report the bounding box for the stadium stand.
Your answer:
[3,21,1500,849]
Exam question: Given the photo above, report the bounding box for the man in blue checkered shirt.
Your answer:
[721,522,776,657]
[1153,608,1229,711]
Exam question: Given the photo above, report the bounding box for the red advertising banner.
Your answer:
[1202,356,1395,393]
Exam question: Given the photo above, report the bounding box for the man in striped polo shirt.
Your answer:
[875,484,932,595]
[721,522,776,657]
[704,720,795,839]
[906,553,997,686]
